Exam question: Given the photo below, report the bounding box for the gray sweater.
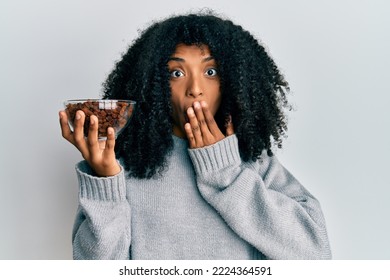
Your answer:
[72,134,331,259]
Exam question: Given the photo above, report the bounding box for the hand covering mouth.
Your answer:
[183,105,193,123]
[184,111,189,123]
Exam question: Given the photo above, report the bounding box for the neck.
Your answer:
[172,126,187,139]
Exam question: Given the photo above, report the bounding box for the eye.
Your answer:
[170,70,184,78]
[205,68,218,76]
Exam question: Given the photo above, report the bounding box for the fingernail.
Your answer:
[75,113,81,120]
[194,102,200,109]
[188,107,194,115]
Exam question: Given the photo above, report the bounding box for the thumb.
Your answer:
[225,115,234,136]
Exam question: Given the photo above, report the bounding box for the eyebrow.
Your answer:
[168,56,215,63]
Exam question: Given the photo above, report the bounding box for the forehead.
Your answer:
[171,43,211,57]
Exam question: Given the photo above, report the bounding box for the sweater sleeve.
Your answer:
[72,161,131,260]
[188,135,332,260]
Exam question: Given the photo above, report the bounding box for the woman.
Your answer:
[59,11,331,259]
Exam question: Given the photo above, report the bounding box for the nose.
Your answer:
[186,75,203,98]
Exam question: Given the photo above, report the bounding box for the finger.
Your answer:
[73,110,85,140]
[104,127,116,152]
[59,111,74,144]
[200,101,223,137]
[101,127,117,167]
[87,115,100,157]
[184,123,196,148]
[225,115,234,136]
[187,107,203,146]
[193,101,211,137]
[72,110,90,158]
[99,128,121,176]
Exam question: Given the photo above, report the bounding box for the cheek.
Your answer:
[207,92,222,115]
[170,95,184,122]
[170,85,180,109]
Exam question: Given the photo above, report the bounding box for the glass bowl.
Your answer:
[64,99,136,140]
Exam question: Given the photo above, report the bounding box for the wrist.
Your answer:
[94,162,122,177]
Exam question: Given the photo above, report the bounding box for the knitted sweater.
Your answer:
[72,134,331,260]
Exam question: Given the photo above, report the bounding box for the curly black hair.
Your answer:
[102,10,291,179]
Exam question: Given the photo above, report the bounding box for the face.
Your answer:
[168,44,222,138]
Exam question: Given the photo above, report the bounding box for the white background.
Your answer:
[1,0,389,259]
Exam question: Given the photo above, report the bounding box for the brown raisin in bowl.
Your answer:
[64,99,136,140]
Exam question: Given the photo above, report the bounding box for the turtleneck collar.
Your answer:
[172,134,189,150]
